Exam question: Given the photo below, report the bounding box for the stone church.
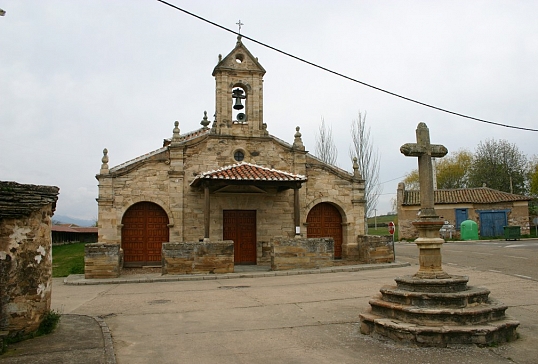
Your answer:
[96,36,366,267]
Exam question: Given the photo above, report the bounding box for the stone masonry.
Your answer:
[84,243,123,279]
[0,181,59,339]
[271,237,334,271]
[162,241,234,275]
[355,235,394,264]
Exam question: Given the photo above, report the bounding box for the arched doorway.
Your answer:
[306,203,343,259]
[121,202,169,266]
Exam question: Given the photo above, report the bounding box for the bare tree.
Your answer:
[349,111,381,221]
[389,197,398,214]
[314,117,338,166]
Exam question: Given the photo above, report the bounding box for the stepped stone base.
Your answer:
[360,274,519,347]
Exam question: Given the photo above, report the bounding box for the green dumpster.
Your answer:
[503,226,521,241]
[460,220,479,241]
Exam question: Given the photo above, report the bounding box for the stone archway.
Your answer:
[121,201,169,266]
[306,202,343,259]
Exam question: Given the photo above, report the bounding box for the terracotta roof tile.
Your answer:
[403,187,531,206]
[191,162,307,186]
[51,226,97,233]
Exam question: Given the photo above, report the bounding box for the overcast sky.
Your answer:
[1,1,537,221]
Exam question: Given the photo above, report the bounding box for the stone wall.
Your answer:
[271,237,333,271]
[0,181,59,338]
[506,201,530,235]
[355,235,395,264]
[162,241,234,274]
[84,244,122,279]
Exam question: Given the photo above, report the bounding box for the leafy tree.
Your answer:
[529,156,538,197]
[349,111,381,218]
[403,149,472,190]
[468,139,528,194]
[435,149,473,189]
[403,169,420,190]
[314,117,338,166]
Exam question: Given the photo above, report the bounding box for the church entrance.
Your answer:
[306,203,343,259]
[223,210,257,265]
[121,202,169,266]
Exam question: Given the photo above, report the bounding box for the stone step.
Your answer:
[379,285,491,308]
[369,297,509,326]
[359,312,520,347]
[395,275,470,293]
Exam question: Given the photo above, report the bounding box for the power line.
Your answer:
[156,0,538,133]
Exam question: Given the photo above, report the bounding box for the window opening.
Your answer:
[234,150,245,162]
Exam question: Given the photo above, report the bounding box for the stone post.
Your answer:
[400,122,449,279]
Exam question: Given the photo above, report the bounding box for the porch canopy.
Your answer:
[190,162,307,238]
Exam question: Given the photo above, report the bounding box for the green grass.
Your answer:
[368,227,399,241]
[367,214,399,240]
[52,243,85,277]
[367,214,398,225]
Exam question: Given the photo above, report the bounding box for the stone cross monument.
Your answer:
[400,122,449,279]
[359,122,519,346]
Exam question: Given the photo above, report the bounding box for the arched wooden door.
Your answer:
[306,203,343,258]
[121,202,169,266]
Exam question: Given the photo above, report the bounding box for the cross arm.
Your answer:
[400,143,448,157]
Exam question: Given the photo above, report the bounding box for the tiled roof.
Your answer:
[52,225,97,233]
[403,187,532,206]
[191,162,307,186]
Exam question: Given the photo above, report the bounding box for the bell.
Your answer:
[233,97,244,110]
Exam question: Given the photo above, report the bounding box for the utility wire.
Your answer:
[156,0,537,133]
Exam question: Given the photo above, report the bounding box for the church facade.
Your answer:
[96,37,366,267]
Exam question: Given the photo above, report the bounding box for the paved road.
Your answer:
[51,261,538,364]
[395,240,538,281]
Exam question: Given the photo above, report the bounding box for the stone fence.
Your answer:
[354,235,395,264]
[271,237,334,271]
[84,243,123,279]
[162,241,234,275]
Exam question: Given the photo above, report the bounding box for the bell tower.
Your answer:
[212,36,267,137]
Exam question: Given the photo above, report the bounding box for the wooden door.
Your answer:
[223,210,257,264]
[307,203,343,258]
[122,202,169,266]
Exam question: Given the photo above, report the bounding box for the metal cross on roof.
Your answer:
[236,19,244,34]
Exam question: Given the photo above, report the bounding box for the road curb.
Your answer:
[64,261,411,286]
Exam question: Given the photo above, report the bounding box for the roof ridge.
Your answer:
[191,162,307,187]
[110,146,168,172]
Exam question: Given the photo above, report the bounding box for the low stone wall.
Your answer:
[84,243,122,279]
[162,241,234,275]
[271,237,333,271]
[355,235,395,264]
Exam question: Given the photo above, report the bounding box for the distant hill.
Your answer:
[53,215,95,227]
